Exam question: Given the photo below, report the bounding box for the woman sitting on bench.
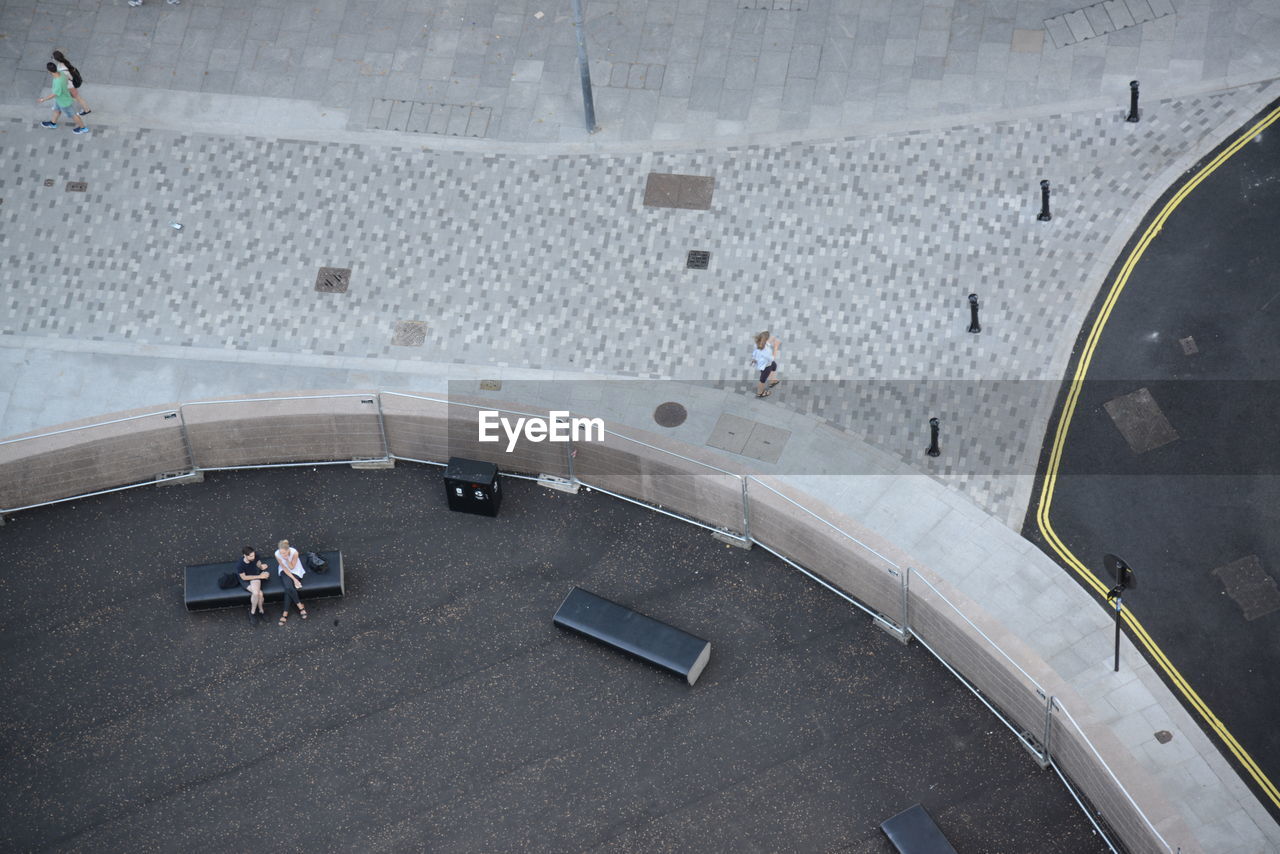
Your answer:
[275,539,308,625]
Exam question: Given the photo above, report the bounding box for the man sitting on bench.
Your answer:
[274,539,308,626]
[238,546,270,625]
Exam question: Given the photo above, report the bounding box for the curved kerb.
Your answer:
[0,389,1187,854]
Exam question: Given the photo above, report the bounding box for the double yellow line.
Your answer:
[1035,100,1280,809]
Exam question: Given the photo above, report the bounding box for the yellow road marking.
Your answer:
[1035,100,1280,808]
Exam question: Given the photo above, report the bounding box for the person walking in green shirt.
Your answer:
[37,62,88,134]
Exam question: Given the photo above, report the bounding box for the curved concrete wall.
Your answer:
[0,390,1188,853]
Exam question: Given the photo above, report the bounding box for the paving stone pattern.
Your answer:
[2,0,1277,144]
[0,85,1266,516]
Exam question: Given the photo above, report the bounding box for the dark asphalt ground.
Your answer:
[1026,99,1280,819]
[0,463,1107,852]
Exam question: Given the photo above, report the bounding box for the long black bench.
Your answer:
[880,804,958,854]
[552,586,711,685]
[185,550,345,611]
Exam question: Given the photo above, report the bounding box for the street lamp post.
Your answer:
[570,0,599,133]
[1103,553,1137,673]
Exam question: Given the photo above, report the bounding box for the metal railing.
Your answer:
[0,390,1172,853]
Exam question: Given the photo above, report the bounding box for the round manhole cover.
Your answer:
[654,402,687,428]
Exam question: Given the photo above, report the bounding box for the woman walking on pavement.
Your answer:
[751,331,781,398]
[51,51,89,116]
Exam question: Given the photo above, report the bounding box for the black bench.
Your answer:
[880,804,958,854]
[185,550,345,611]
[552,586,711,685]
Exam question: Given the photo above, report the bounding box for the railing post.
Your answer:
[374,394,390,461]
[566,432,577,485]
[1040,692,1056,768]
[901,567,912,640]
[176,405,198,471]
[741,476,751,543]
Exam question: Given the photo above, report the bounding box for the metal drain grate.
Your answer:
[740,0,807,8]
[368,99,492,137]
[687,251,710,270]
[654,402,688,427]
[315,267,351,293]
[66,181,87,192]
[392,320,426,346]
[1044,0,1173,49]
[604,63,666,90]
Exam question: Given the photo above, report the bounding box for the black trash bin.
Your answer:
[443,457,502,517]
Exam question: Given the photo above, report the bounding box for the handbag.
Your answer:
[306,552,328,573]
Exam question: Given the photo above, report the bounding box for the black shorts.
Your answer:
[759,362,777,384]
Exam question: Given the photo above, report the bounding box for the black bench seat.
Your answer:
[552,586,711,685]
[185,550,344,611]
[880,804,958,854]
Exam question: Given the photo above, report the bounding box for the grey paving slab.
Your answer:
[3,81,1276,525]
[3,0,1276,145]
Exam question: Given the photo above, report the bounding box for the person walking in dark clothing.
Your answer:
[51,51,90,116]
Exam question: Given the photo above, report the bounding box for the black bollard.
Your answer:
[1126,80,1140,123]
[1036,179,1052,222]
[926,417,941,457]
[967,293,981,333]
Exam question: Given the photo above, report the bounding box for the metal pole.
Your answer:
[175,406,199,471]
[1042,692,1055,764]
[740,475,751,543]
[1126,80,1140,122]
[372,395,390,461]
[570,0,599,133]
[566,433,576,485]
[1037,180,1052,221]
[1113,595,1122,672]
[901,567,912,639]
[926,417,941,457]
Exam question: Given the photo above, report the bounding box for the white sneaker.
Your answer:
[127,0,142,6]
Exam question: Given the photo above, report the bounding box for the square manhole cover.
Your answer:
[706,413,790,463]
[66,181,87,192]
[643,173,715,210]
[1211,555,1280,621]
[1102,387,1178,454]
[315,267,351,293]
[392,320,427,346]
[687,250,710,270]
